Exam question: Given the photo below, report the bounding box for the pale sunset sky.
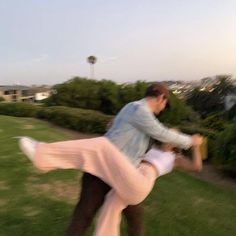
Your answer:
[1,0,236,85]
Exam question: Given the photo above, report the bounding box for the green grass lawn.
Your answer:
[0,115,236,236]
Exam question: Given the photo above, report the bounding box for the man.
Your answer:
[66,83,200,236]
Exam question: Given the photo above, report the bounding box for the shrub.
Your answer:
[36,106,113,134]
[0,103,39,117]
[0,97,5,102]
[159,93,200,125]
[228,104,236,120]
[177,123,218,159]
[201,113,227,132]
[0,103,113,134]
[214,120,236,175]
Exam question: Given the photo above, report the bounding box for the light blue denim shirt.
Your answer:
[105,99,192,166]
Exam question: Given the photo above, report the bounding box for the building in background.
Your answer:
[31,85,52,102]
[0,85,52,102]
[225,94,236,111]
[0,85,34,102]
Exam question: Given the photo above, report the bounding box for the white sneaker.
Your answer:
[19,137,38,162]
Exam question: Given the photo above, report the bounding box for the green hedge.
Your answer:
[214,120,236,175]
[0,103,112,134]
[158,93,200,125]
[200,112,228,132]
[177,123,218,159]
[0,103,40,117]
[0,103,218,159]
[37,106,112,133]
[228,104,236,120]
[0,102,216,138]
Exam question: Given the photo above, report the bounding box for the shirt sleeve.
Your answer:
[130,104,192,150]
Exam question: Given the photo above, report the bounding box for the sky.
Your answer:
[1,0,236,85]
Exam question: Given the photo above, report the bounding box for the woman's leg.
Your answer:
[21,136,157,204]
[93,190,127,236]
[94,189,144,236]
[65,173,144,236]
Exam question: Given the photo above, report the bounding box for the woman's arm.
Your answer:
[174,140,203,172]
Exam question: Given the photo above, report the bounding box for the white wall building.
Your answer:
[225,94,236,111]
[31,86,52,101]
[35,91,51,101]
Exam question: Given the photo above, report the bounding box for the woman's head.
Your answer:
[153,128,181,153]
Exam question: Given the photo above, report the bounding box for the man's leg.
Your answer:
[65,173,111,236]
[123,204,145,236]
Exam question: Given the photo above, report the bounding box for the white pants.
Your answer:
[33,137,158,235]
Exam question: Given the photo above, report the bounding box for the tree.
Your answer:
[214,119,236,175]
[46,77,101,110]
[159,92,200,125]
[99,80,120,114]
[133,81,148,100]
[228,104,236,120]
[201,113,227,132]
[186,75,236,117]
[45,77,199,122]
[87,55,97,79]
[214,75,236,102]
[186,87,226,117]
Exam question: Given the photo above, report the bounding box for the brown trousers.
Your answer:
[65,173,144,236]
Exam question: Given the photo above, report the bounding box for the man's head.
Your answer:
[145,82,170,114]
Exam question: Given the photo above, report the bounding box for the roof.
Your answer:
[30,86,52,93]
[0,85,31,91]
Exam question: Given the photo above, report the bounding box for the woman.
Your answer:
[19,133,203,236]
[93,138,203,236]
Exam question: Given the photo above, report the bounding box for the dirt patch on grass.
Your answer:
[23,206,41,217]
[0,155,11,160]
[0,180,10,191]
[27,180,80,204]
[191,196,214,208]
[0,199,8,208]
[27,176,40,182]
[23,124,35,129]
[192,163,236,191]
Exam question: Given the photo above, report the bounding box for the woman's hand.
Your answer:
[175,134,203,172]
[192,134,203,147]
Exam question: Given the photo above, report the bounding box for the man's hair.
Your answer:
[145,82,169,99]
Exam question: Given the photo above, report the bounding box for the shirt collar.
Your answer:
[141,98,153,114]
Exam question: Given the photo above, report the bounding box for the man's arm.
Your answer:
[131,105,193,149]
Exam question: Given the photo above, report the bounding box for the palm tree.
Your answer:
[87,55,97,79]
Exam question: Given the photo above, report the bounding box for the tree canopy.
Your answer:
[186,75,236,117]
[45,77,195,125]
